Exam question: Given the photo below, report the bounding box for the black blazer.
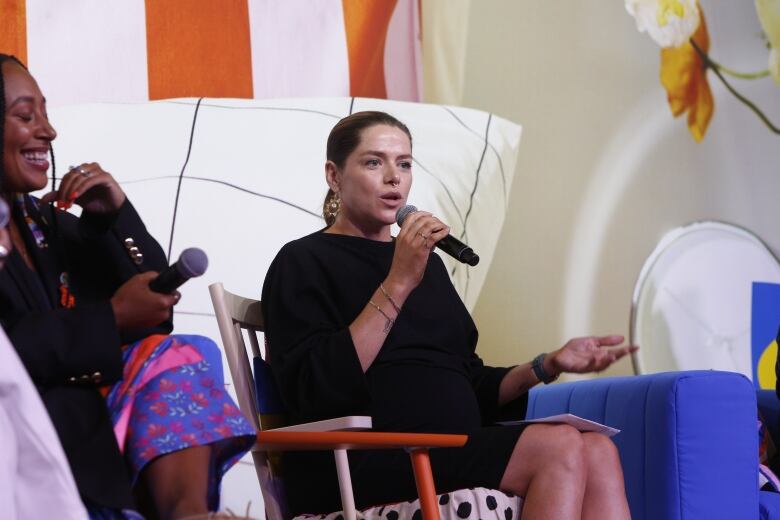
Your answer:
[0,197,171,509]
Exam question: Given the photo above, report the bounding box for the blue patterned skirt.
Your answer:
[103,334,256,510]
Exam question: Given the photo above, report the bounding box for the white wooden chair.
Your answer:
[209,282,468,520]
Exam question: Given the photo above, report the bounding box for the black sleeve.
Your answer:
[3,199,171,387]
[468,350,528,424]
[262,242,370,422]
[66,199,173,342]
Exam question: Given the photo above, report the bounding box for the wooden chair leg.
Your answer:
[334,449,357,520]
[408,448,440,520]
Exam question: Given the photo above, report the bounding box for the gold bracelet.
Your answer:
[379,283,402,314]
[368,299,395,334]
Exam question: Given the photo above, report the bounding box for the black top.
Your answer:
[262,231,527,513]
[0,196,170,509]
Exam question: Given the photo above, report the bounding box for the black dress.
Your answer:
[262,231,527,515]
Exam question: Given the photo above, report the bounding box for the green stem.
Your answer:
[710,61,770,80]
[690,38,780,135]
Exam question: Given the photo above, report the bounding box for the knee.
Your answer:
[582,432,622,471]
[526,424,588,475]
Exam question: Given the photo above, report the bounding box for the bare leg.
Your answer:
[581,433,631,520]
[499,424,587,520]
[139,445,212,520]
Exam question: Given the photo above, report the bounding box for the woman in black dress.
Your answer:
[262,111,634,519]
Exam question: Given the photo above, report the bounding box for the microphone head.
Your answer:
[0,198,9,228]
[396,205,418,227]
[176,248,208,278]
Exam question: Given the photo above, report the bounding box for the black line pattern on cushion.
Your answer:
[461,113,491,243]
[412,158,464,228]
[72,98,489,299]
[441,106,507,205]
[166,97,203,261]
[163,98,465,229]
[450,114,491,300]
[117,175,321,219]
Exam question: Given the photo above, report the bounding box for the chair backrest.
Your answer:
[209,282,288,520]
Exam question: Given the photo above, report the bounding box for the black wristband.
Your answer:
[531,353,558,384]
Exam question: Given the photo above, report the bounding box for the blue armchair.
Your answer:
[528,370,780,520]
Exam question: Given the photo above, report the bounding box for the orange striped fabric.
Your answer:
[144,0,254,100]
[342,0,398,98]
[0,0,27,63]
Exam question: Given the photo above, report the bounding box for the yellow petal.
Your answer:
[659,3,713,140]
[687,71,714,142]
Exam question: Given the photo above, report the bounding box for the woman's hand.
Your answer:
[40,162,126,214]
[546,335,638,376]
[384,211,450,298]
[111,272,180,332]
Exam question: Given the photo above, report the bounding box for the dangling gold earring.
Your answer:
[326,192,341,221]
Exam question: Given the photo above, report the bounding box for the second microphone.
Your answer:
[149,248,209,294]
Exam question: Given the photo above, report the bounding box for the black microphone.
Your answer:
[396,205,480,266]
[149,248,209,294]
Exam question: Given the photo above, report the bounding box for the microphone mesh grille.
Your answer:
[178,248,209,277]
[395,205,417,226]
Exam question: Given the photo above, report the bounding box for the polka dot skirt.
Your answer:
[295,487,523,520]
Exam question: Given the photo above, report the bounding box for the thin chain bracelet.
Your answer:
[379,283,402,314]
[368,300,395,333]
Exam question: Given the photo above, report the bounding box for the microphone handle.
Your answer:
[436,235,480,266]
[149,268,189,294]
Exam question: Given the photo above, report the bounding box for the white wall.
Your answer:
[465,1,780,375]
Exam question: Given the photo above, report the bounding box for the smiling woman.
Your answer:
[0,54,256,520]
[1,59,56,194]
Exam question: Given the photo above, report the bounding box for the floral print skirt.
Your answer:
[104,334,256,509]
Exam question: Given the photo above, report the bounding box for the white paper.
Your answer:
[498,413,620,437]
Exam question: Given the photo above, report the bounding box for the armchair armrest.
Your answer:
[256,430,467,451]
[257,427,466,520]
[528,370,758,520]
[268,415,372,433]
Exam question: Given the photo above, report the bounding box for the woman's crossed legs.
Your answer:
[500,424,630,520]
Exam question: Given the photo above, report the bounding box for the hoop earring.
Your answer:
[326,193,341,221]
